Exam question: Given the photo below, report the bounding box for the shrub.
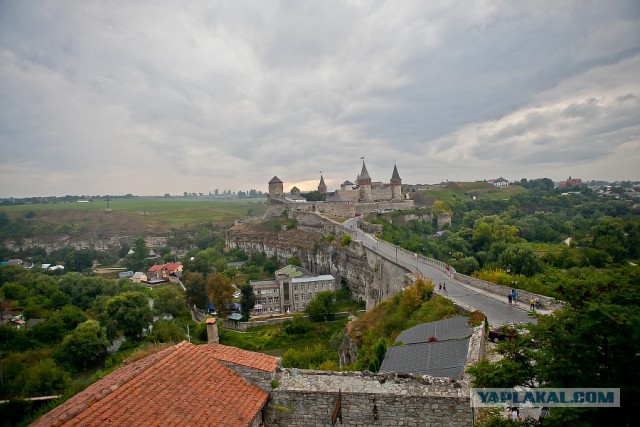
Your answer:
[284,314,313,335]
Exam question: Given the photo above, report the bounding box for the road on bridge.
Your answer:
[343,217,535,327]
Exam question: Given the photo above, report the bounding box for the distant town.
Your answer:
[1,177,638,206]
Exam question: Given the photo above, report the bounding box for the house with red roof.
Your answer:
[31,319,279,427]
[147,262,183,280]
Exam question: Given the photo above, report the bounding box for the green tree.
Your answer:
[286,256,301,267]
[205,273,235,317]
[184,271,208,309]
[367,338,387,372]
[124,237,149,272]
[590,216,627,262]
[305,291,337,322]
[303,191,326,201]
[153,286,186,317]
[468,266,640,425]
[263,257,280,275]
[498,244,543,277]
[106,291,153,341]
[148,320,185,343]
[57,320,109,368]
[0,282,29,301]
[24,359,70,396]
[27,316,66,345]
[239,284,256,321]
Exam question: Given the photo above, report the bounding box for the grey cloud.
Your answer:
[1,1,639,197]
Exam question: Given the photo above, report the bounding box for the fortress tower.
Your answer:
[317,174,327,194]
[268,176,284,199]
[357,161,372,202]
[390,165,402,201]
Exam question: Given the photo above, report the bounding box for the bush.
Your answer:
[282,344,337,369]
[284,314,313,335]
[340,235,352,246]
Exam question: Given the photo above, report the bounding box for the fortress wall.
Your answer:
[370,185,393,202]
[265,370,472,427]
[317,201,357,217]
[355,200,415,214]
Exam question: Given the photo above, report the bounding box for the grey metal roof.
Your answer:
[380,338,470,378]
[394,316,472,345]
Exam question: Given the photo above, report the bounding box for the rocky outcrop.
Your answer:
[338,321,360,366]
[226,224,410,309]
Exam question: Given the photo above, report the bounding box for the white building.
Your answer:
[249,265,337,315]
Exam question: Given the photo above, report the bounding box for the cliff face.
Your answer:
[226,224,410,309]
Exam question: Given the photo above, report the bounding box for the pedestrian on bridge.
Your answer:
[442,283,447,295]
[508,293,512,306]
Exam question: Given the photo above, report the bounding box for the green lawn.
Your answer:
[0,198,267,232]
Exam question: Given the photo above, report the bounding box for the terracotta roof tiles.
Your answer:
[31,342,269,427]
[202,344,279,372]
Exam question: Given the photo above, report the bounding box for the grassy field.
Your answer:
[421,182,527,203]
[0,198,267,236]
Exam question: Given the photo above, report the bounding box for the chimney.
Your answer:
[206,317,219,345]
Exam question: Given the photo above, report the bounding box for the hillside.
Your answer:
[416,181,527,205]
[0,198,267,242]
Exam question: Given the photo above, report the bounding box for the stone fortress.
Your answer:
[266,161,415,219]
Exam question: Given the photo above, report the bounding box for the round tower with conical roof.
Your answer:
[268,176,284,199]
[390,165,402,201]
[317,174,327,194]
[357,161,372,202]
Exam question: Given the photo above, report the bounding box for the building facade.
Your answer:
[249,265,337,315]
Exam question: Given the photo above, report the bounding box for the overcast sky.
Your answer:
[1,1,639,197]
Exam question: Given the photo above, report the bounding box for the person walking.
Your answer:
[530,296,535,310]
[442,283,447,295]
[511,289,517,306]
[508,293,512,306]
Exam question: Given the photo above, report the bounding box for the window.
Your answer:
[294,295,298,301]
[301,294,305,300]
[294,285,298,291]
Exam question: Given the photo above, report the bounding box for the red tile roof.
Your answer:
[31,342,269,427]
[202,344,279,372]
[163,262,182,271]
[147,264,164,272]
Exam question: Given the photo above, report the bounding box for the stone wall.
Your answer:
[356,200,415,214]
[265,370,472,427]
[218,361,276,392]
[453,273,564,310]
[221,312,350,332]
[463,321,487,381]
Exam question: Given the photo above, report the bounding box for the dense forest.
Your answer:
[0,228,284,426]
[374,179,639,297]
